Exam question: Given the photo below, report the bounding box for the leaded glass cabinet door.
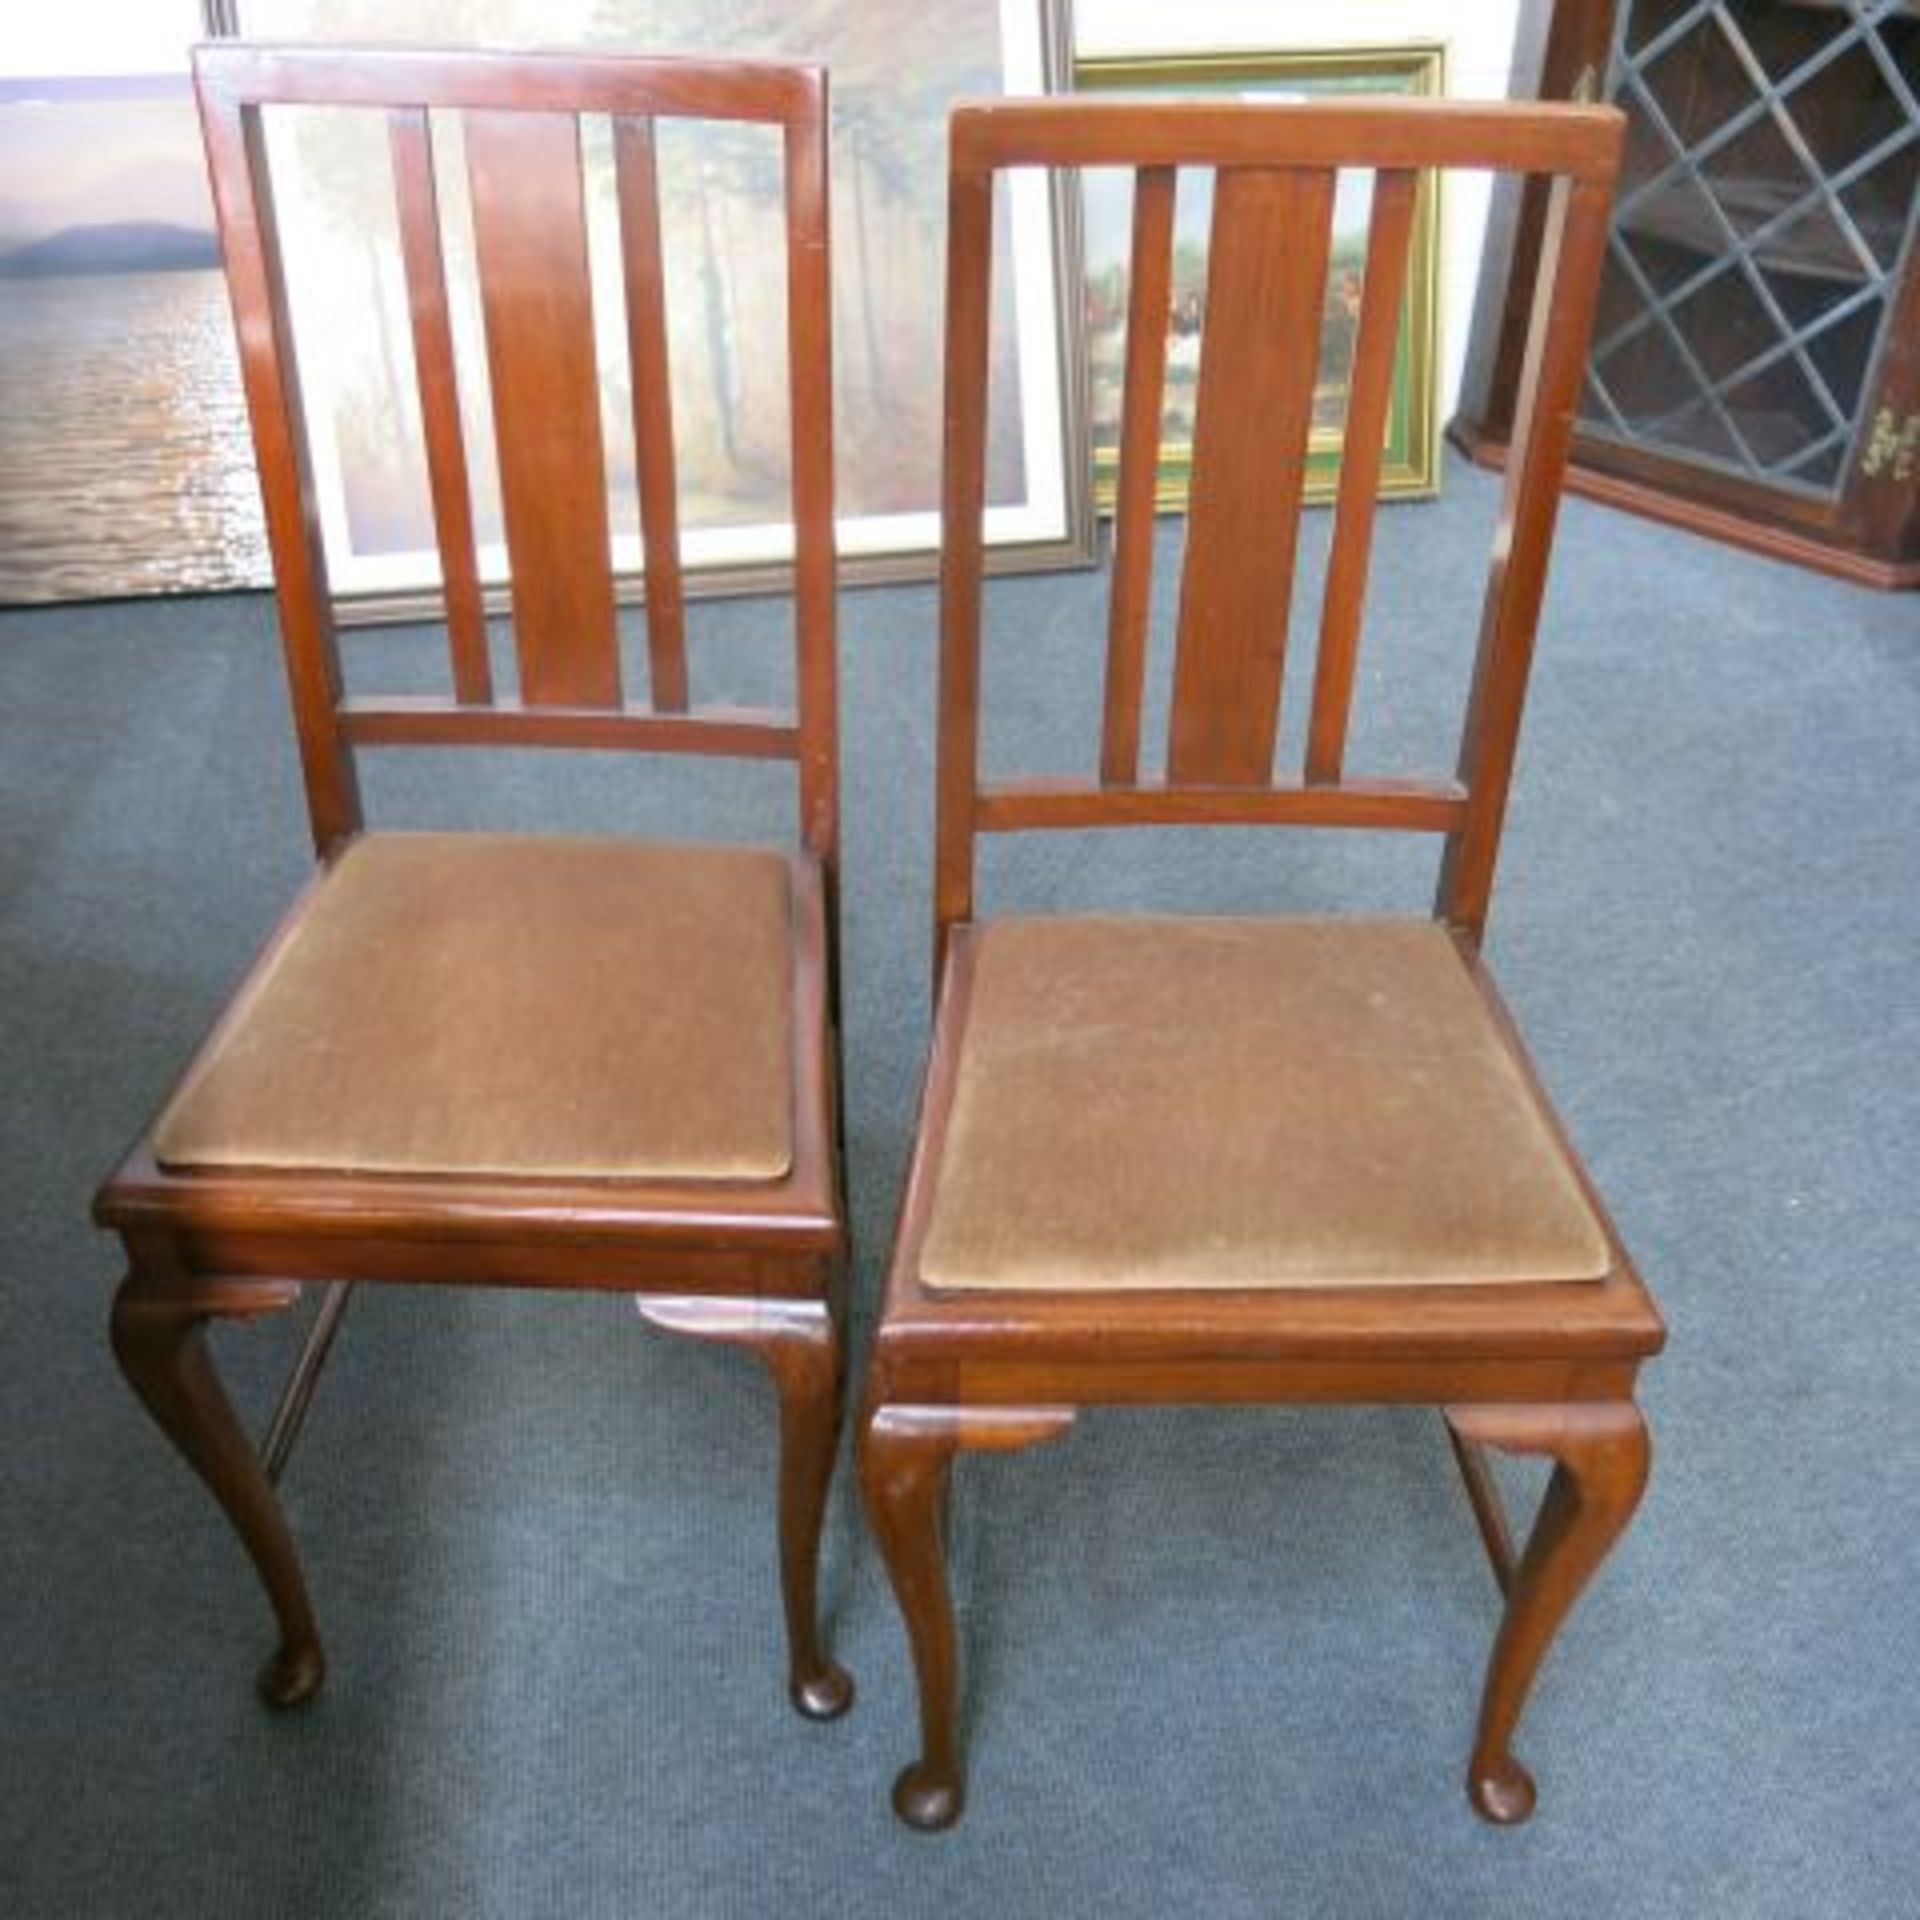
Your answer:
[1454,0,1920,589]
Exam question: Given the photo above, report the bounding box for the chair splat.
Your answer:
[1166,165,1334,787]
[612,114,690,714]
[1306,165,1418,786]
[388,106,493,707]
[1100,164,1175,789]
[465,107,622,709]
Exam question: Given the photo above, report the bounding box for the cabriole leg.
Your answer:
[635,1291,853,1720]
[110,1264,325,1707]
[762,1306,854,1719]
[1444,1401,1652,1824]
[858,1401,1075,1833]
[860,1407,961,1829]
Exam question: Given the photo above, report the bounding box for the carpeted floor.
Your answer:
[2,457,1916,1917]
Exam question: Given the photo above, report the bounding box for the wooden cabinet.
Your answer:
[1453,0,1920,588]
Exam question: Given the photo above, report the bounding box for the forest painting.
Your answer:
[1075,45,1443,513]
[229,0,1082,605]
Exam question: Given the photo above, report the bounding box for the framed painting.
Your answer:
[0,17,270,603]
[1074,43,1444,514]
[212,0,1093,618]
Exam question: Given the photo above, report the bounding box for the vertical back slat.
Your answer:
[933,158,996,980]
[1100,165,1175,787]
[464,108,620,709]
[783,91,839,869]
[1437,173,1616,940]
[1167,166,1336,786]
[611,115,690,714]
[1305,166,1419,784]
[197,86,362,851]
[389,107,492,707]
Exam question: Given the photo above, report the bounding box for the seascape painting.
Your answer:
[0,73,269,602]
[1076,46,1443,512]
[229,0,1084,605]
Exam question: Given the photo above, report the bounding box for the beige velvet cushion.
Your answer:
[918,917,1609,1291]
[154,833,795,1181]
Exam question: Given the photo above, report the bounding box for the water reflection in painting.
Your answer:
[0,75,268,603]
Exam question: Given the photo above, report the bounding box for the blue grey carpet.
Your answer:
[2,456,1916,1917]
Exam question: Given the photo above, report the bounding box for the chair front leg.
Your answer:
[1444,1401,1652,1824]
[761,1303,854,1719]
[635,1289,853,1720]
[110,1261,325,1707]
[858,1400,1074,1832]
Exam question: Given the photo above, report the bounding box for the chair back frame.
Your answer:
[191,43,839,875]
[933,97,1624,974]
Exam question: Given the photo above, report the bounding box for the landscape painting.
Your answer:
[225,0,1088,610]
[0,71,268,602]
[1075,45,1443,513]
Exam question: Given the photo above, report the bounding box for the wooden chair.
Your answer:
[858,96,1665,1830]
[97,44,852,1722]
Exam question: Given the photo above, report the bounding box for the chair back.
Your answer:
[934,97,1623,963]
[192,43,837,868]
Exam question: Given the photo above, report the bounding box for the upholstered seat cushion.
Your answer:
[153,833,796,1181]
[918,917,1609,1291]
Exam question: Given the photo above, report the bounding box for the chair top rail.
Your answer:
[951,96,1624,180]
[192,41,822,125]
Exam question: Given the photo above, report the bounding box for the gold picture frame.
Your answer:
[1074,43,1444,513]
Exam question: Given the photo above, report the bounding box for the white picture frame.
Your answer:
[213,0,1095,618]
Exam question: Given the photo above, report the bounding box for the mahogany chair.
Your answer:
[859,96,1666,1830]
[97,44,852,1721]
